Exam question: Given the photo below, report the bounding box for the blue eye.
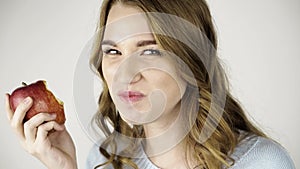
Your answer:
[103,49,121,55]
[141,49,162,56]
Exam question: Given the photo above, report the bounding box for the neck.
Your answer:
[148,140,188,169]
[143,102,181,137]
[143,138,199,169]
[141,104,197,168]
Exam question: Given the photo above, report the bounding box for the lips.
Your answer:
[118,91,145,103]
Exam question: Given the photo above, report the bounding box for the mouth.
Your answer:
[118,90,145,103]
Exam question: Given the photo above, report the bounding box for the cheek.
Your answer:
[165,77,186,102]
[147,71,187,103]
[102,62,115,90]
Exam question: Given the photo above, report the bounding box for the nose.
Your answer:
[114,54,143,85]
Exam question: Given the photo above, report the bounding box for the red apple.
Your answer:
[9,80,65,124]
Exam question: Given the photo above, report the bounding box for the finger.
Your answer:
[5,93,13,121]
[35,121,64,144]
[24,113,57,144]
[10,97,33,139]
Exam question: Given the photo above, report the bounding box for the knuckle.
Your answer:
[17,103,27,111]
[38,124,46,131]
[29,149,39,156]
[22,143,35,155]
[35,146,44,155]
[50,122,56,129]
[26,148,35,155]
[23,121,31,129]
[16,100,31,112]
[37,121,56,132]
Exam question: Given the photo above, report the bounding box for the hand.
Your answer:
[5,94,77,169]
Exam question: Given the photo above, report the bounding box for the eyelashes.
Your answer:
[102,48,162,58]
[103,48,121,55]
[141,49,162,56]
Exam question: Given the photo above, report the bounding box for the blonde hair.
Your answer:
[90,0,266,168]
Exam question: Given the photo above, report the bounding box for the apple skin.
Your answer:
[9,80,65,124]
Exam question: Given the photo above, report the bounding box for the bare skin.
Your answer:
[5,94,77,169]
[101,3,198,169]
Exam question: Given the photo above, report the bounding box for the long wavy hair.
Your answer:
[90,0,266,168]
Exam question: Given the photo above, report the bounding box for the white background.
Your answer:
[0,0,299,168]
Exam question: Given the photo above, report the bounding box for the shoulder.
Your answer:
[230,135,295,169]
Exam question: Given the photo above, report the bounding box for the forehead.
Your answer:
[103,3,153,42]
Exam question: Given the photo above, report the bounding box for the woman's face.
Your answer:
[101,3,187,125]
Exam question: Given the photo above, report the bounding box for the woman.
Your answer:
[5,0,295,168]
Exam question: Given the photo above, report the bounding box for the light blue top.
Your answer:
[86,135,295,169]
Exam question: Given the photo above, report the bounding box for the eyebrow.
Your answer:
[137,40,157,47]
[101,40,157,47]
[101,40,117,47]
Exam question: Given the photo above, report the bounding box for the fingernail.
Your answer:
[24,97,32,105]
[51,113,57,118]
